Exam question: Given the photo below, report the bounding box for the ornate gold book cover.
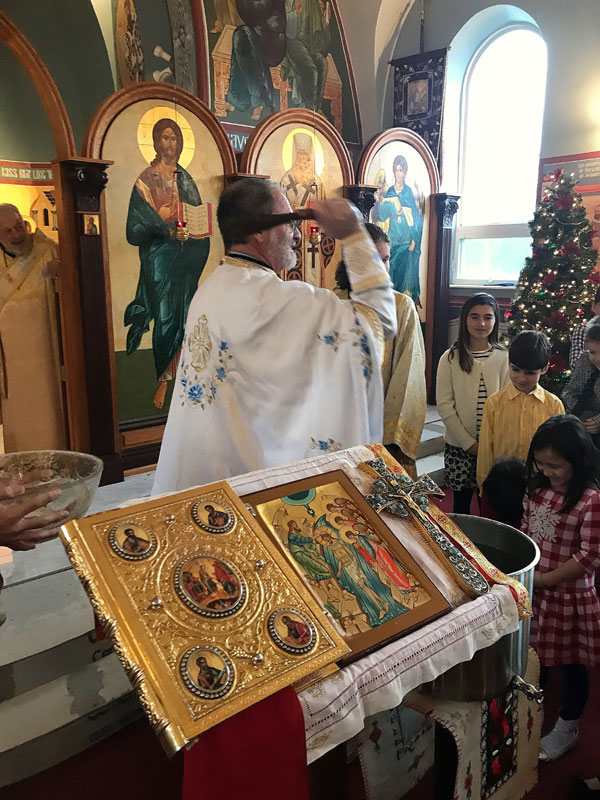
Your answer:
[60,481,349,754]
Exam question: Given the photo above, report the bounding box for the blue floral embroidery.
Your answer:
[187,384,203,402]
[359,333,371,357]
[311,437,343,452]
[351,316,373,382]
[318,331,343,351]
[180,325,233,410]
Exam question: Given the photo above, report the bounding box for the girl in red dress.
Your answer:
[522,415,600,761]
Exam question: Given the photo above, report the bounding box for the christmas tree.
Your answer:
[506,168,598,395]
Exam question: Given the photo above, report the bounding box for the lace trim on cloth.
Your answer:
[298,587,518,763]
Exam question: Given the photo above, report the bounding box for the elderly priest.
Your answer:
[0,203,66,451]
[153,180,396,493]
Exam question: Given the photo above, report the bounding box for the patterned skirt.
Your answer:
[530,586,600,667]
[444,443,477,491]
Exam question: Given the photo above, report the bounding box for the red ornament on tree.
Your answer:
[553,168,563,181]
[560,241,580,256]
[555,193,574,211]
[542,272,557,286]
[588,270,600,285]
[547,311,569,328]
[549,353,568,372]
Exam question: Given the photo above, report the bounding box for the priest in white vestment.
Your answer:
[153,181,397,494]
[0,204,66,452]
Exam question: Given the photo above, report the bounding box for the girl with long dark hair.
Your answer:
[436,293,508,513]
[523,415,600,761]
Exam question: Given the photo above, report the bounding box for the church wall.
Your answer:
[0,45,54,162]
[0,0,363,157]
[391,0,600,173]
[0,0,114,155]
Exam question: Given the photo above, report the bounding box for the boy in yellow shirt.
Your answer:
[477,330,564,487]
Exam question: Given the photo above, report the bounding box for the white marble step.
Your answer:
[0,631,114,703]
[424,405,442,425]
[416,452,445,487]
[0,569,93,669]
[0,653,141,787]
[417,424,445,459]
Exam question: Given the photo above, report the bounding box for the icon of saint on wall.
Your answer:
[125,117,210,409]
[376,154,424,305]
[280,131,325,210]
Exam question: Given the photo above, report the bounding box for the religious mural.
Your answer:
[362,140,433,318]
[207,0,359,146]
[248,121,346,289]
[110,0,360,150]
[102,101,227,424]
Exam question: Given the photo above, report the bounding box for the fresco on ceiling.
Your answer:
[113,0,360,148]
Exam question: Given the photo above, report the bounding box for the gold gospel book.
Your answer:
[60,481,348,754]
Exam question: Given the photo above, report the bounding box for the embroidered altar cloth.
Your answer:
[149,445,521,764]
[225,447,520,763]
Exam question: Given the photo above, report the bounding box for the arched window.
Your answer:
[43,208,50,227]
[455,26,547,284]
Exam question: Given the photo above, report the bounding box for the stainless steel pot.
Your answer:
[423,514,540,702]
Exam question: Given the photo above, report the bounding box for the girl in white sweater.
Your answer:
[436,293,509,514]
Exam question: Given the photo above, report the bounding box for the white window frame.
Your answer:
[452,23,546,287]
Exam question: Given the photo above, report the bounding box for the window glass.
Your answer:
[455,27,547,282]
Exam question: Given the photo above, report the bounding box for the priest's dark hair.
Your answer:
[217,178,275,250]
[526,414,599,511]
[448,293,502,373]
[335,223,390,291]
[509,330,551,371]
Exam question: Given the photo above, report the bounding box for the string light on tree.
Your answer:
[506,168,598,394]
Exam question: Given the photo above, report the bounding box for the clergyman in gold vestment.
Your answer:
[0,204,66,452]
[335,223,426,475]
